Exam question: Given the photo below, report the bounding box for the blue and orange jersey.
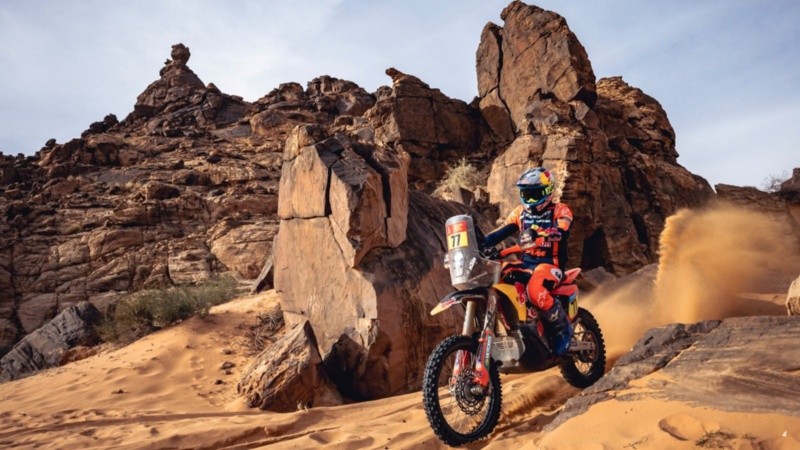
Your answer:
[484,203,573,268]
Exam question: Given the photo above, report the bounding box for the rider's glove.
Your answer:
[519,228,535,248]
[480,245,499,259]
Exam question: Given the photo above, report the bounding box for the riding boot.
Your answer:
[543,300,573,355]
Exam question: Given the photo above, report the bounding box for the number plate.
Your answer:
[446,221,469,250]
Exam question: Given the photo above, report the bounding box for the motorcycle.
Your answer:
[422,214,606,446]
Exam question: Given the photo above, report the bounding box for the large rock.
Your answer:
[779,168,800,203]
[479,6,713,274]
[551,316,800,430]
[274,123,472,399]
[477,1,596,134]
[0,302,102,382]
[237,321,342,412]
[788,274,800,316]
[366,68,480,191]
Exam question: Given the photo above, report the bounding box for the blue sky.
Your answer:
[1,0,798,188]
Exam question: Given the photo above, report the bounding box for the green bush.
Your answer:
[97,276,238,344]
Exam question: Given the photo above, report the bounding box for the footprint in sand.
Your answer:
[189,355,206,382]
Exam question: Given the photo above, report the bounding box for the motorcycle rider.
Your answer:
[480,167,574,354]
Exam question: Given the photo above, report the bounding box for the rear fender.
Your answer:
[430,287,488,316]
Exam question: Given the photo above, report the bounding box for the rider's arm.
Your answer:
[481,206,522,248]
[554,203,574,232]
[482,223,519,248]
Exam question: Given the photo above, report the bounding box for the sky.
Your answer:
[1,0,798,189]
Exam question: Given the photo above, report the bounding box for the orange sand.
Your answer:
[1,290,797,449]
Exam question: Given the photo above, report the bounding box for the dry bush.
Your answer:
[244,305,284,353]
[433,158,484,198]
[97,276,238,344]
[760,171,789,193]
[696,430,737,448]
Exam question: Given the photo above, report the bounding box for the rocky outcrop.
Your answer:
[779,168,800,203]
[0,46,377,349]
[366,68,482,192]
[716,183,797,216]
[479,3,714,274]
[551,316,800,430]
[0,302,102,381]
[788,275,800,316]
[237,320,342,412]
[477,1,596,137]
[274,119,476,399]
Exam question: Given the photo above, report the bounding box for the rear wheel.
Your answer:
[422,335,502,446]
[560,308,606,388]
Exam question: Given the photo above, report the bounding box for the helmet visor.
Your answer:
[520,187,549,204]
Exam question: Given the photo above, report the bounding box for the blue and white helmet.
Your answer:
[516,167,555,212]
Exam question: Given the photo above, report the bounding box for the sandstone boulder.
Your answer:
[0,302,102,382]
[788,274,800,316]
[274,124,480,398]
[237,320,342,412]
[779,168,800,203]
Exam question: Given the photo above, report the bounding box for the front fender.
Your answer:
[430,287,488,316]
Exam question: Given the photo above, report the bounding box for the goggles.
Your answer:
[519,186,552,204]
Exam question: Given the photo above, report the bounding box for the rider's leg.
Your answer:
[527,264,572,354]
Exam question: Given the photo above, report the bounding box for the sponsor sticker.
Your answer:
[446,221,469,250]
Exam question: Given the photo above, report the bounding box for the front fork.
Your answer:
[454,294,498,389]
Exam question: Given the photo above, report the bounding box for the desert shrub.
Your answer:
[695,430,737,448]
[761,171,789,193]
[245,305,285,353]
[433,158,484,198]
[97,276,237,344]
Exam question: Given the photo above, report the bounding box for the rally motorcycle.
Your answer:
[422,214,606,446]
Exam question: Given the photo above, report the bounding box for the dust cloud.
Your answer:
[585,203,800,359]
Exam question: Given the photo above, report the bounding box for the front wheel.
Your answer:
[422,335,502,446]
[560,308,606,388]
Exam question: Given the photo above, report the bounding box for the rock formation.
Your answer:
[272,118,478,398]
[479,2,714,274]
[779,168,800,203]
[366,68,483,192]
[0,45,377,352]
[0,302,101,381]
[788,275,800,316]
[551,316,800,430]
[237,320,342,411]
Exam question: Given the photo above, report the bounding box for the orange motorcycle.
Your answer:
[422,214,606,446]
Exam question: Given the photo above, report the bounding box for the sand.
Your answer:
[2,290,797,449]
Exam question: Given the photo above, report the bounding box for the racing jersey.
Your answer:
[482,203,573,268]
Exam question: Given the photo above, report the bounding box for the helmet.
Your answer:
[516,167,555,212]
